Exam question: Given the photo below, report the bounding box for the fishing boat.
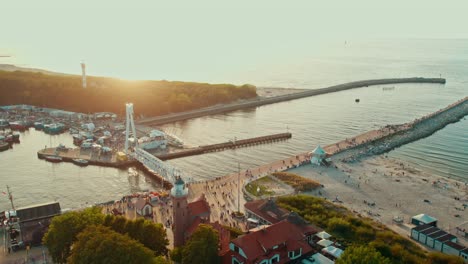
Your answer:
[355,98,360,103]
[0,119,9,129]
[138,130,167,151]
[34,122,44,130]
[72,158,89,166]
[9,121,27,131]
[44,156,63,163]
[12,132,20,142]
[0,141,9,151]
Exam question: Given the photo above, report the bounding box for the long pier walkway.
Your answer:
[137,77,445,126]
[156,132,291,160]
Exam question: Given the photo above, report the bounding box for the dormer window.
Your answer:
[288,248,302,260]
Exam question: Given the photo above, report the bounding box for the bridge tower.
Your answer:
[125,103,138,154]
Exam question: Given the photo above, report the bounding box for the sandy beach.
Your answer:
[288,156,468,245]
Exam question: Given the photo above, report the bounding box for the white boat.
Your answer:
[166,133,184,148]
[138,130,167,150]
[45,156,63,162]
[72,159,89,166]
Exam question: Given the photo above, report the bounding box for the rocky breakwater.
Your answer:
[333,96,468,162]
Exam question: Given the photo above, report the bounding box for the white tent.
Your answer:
[322,246,343,259]
[316,231,331,239]
[317,239,333,247]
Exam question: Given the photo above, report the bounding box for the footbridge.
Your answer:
[133,147,182,183]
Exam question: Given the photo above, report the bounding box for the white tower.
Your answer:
[81,61,87,88]
[125,103,138,154]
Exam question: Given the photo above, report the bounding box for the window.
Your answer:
[232,257,242,264]
[271,254,280,263]
[234,245,240,253]
[177,202,180,208]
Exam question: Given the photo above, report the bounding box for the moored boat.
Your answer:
[34,122,44,130]
[44,155,63,162]
[72,158,89,166]
[12,132,20,142]
[0,119,9,129]
[9,121,27,131]
[0,141,9,151]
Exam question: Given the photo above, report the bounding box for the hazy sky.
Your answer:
[1,1,467,83]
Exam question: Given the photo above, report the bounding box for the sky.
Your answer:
[1,1,467,83]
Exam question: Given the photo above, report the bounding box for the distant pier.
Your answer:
[156,132,292,160]
[137,77,446,126]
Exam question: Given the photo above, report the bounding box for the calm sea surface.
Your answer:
[1,39,467,210]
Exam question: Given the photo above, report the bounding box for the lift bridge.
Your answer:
[124,103,184,183]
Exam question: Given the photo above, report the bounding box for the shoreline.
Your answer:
[289,155,468,246]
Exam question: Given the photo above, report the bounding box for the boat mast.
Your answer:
[7,185,15,210]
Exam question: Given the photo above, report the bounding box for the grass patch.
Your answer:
[272,172,321,192]
[245,177,275,197]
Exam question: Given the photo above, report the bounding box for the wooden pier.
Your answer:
[37,147,136,168]
[156,132,292,160]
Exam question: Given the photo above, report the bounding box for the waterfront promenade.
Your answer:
[137,77,445,126]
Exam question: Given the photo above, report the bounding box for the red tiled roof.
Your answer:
[244,199,289,224]
[188,198,210,217]
[231,220,313,261]
[135,198,151,211]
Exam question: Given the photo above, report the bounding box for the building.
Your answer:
[15,202,61,245]
[410,224,468,260]
[411,213,438,227]
[310,145,327,165]
[226,212,319,264]
[135,198,153,217]
[244,199,290,226]
[171,176,230,253]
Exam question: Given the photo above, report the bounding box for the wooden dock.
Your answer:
[156,132,292,160]
[37,147,136,168]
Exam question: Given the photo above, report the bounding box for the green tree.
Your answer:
[336,245,392,264]
[42,207,104,263]
[67,225,156,264]
[182,224,220,264]
[103,216,169,256]
[170,247,183,263]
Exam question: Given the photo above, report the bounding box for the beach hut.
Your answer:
[411,213,438,227]
[311,145,327,165]
[442,241,466,256]
[460,248,468,262]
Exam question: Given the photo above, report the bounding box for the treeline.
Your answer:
[277,195,463,264]
[0,71,257,116]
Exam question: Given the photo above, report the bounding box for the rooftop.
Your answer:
[244,199,289,224]
[16,201,61,222]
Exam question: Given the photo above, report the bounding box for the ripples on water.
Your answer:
[0,130,162,209]
[1,39,467,209]
[160,83,467,182]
